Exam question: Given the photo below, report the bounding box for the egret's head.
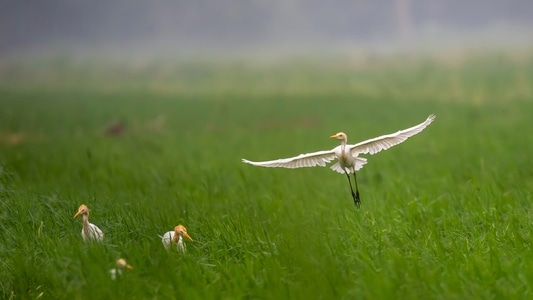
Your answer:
[175,225,193,242]
[116,258,133,270]
[74,204,89,218]
[330,132,347,141]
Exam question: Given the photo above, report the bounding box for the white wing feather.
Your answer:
[82,223,104,242]
[161,231,173,249]
[242,149,336,169]
[91,224,104,239]
[348,114,435,156]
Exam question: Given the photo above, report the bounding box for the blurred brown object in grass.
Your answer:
[0,131,26,145]
[104,120,125,137]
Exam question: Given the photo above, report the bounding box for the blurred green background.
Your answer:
[1,1,533,299]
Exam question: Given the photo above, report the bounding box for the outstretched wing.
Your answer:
[348,114,435,156]
[242,149,336,169]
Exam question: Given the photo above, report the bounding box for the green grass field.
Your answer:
[1,51,533,299]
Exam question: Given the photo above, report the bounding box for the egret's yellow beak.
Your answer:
[126,264,133,270]
[330,134,339,139]
[183,232,193,242]
[73,211,81,218]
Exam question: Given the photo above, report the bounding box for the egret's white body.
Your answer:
[161,225,193,252]
[242,114,435,206]
[109,258,133,280]
[74,204,104,242]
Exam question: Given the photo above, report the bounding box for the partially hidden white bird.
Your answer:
[242,114,436,207]
[161,225,193,253]
[109,258,133,280]
[73,204,104,242]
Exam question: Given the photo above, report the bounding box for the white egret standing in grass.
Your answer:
[109,258,133,280]
[242,114,436,207]
[73,204,104,242]
[161,225,193,252]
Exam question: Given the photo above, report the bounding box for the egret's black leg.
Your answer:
[344,170,360,208]
[351,170,361,208]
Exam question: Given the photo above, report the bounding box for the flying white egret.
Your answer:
[73,204,104,242]
[161,225,193,253]
[242,114,436,207]
[109,258,133,280]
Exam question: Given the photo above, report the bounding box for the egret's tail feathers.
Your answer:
[329,162,344,174]
[354,157,368,171]
[330,157,368,174]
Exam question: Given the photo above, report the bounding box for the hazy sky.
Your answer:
[1,0,532,59]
